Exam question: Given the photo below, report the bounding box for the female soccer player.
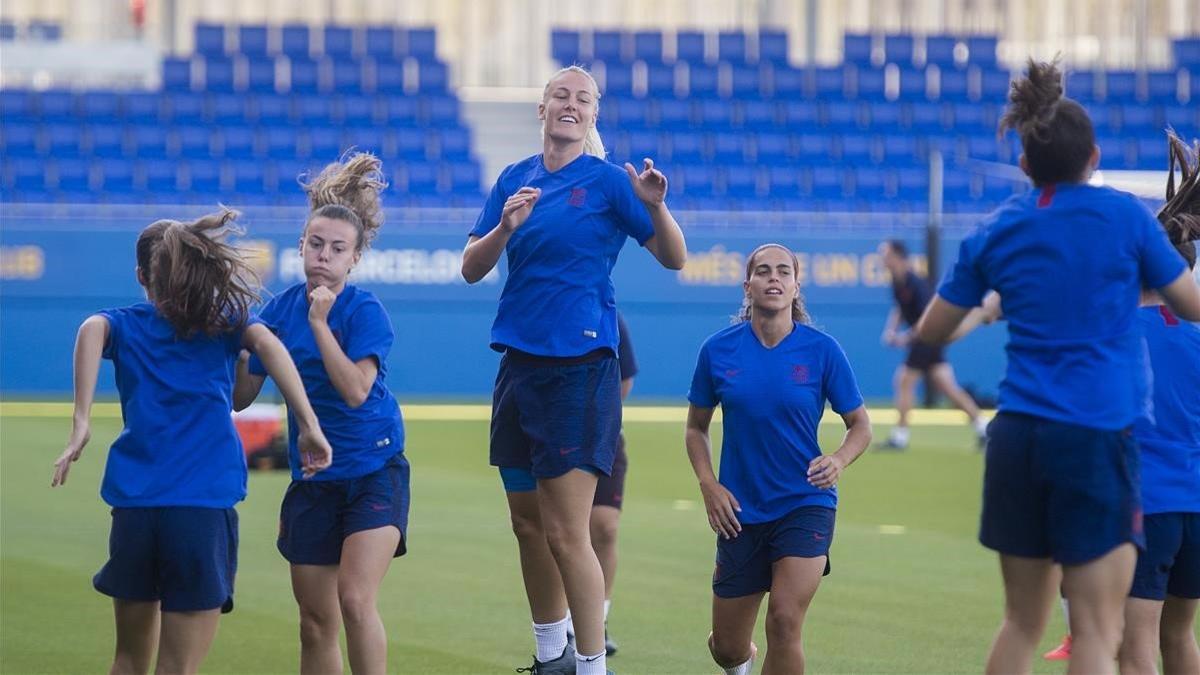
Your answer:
[52,209,332,675]
[1118,131,1200,675]
[234,154,408,675]
[914,59,1200,675]
[461,65,686,674]
[686,243,872,675]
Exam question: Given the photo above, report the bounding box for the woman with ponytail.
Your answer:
[234,153,407,675]
[685,243,871,675]
[460,64,686,675]
[1118,131,1200,675]
[914,60,1200,674]
[51,209,331,675]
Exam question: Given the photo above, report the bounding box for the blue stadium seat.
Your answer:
[1096,136,1136,169]
[977,69,1010,102]
[423,97,460,127]
[941,169,971,196]
[898,68,927,100]
[1146,71,1179,102]
[939,68,969,101]
[1120,104,1156,131]
[612,98,649,128]
[186,160,221,193]
[1088,103,1117,132]
[1135,137,1169,168]
[219,126,256,159]
[323,26,354,60]
[328,59,364,93]
[812,67,846,98]
[676,31,706,64]
[895,167,929,199]
[765,165,800,197]
[758,30,788,64]
[87,124,126,158]
[1164,105,1199,131]
[141,160,179,192]
[238,25,268,58]
[723,165,758,197]
[436,128,471,159]
[668,131,705,162]
[925,35,959,68]
[405,28,437,60]
[1172,38,1200,67]
[656,98,692,128]
[162,57,193,92]
[405,163,438,192]
[624,130,661,161]
[909,101,945,131]
[124,92,161,123]
[79,91,120,120]
[38,89,75,120]
[164,93,204,124]
[965,136,1001,161]
[965,36,998,68]
[366,26,397,61]
[1065,70,1097,101]
[882,134,919,162]
[924,135,960,162]
[772,66,803,98]
[739,100,776,129]
[646,62,677,96]
[867,101,901,129]
[307,127,341,159]
[696,99,729,126]
[795,133,834,162]
[825,101,861,130]
[229,160,267,192]
[177,125,212,158]
[884,34,914,66]
[251,94,290,125]
[395,129,428,159]
[418,62,448,92]
[843,34,873,67]
[261,127,297,159]
[0,89,32,117]
[280,24,310,59]
[950,102,988,131]
[754,132,791,162]
[6,158,46,190]
[98,160,135,193]
[289,58,320,93]
[718,31,747,63]
[0,21,15,41]
[712,132,747,162]
[296,97,335,126]
[593,30,624,62]
[603,63,634,96]
[679,165,715,197]
[551,29,581,64]
[130,125,170,158]
[341,95,375,126]
[689,65,720,98]
[45,124,83,156]
[1,123,39,157]
[1192,75,1200,104]
[633,31,663,62]
[246,58,277,93]
[839,135,874,162]
[730,65,762,98]
[53,159,91,192]
[810,166,847,198]
[204,58,236,92]
[852,166,886,198]
[1105,71,1137,101]
[855,68,887,99]
[195,23,226,57]
[375,62,405,93]
[447,162,481,194]
[209,93,245,124]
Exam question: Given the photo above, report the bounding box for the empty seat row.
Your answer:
[162,55,449,94]
[191,23,437,61]
[552,28,789,66]
[0,20,61,41]
[843,33,998,69]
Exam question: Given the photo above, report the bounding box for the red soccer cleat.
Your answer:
[1043,634,1071,661]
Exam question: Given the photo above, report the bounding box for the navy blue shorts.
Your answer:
[712,506,835,599]
[1131,512,1200,600]
[278,451,410,566]
[490,349,621,480]
[94,507,238,613]
[593,432,627,509]
[980,412,1144,565]
[904,340,945,370]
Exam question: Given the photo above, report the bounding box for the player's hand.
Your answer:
[625,158,668,205]
[699,479,742,539]
[297,427,333,479]
[500,187,540,233]
[807,453,846,489]
[308,286,337,324]
[881,329,896,347]
[51,421,90,487]
[891,329,912,347]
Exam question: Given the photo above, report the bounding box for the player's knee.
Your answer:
[509,509,544,543]
[543,521,588,558]
[765,605,804,643]
[708,630,752,667]
[1159,619,1197,652]
[298,605,341,643]
[590,517,618,549]
[338,588,377,626]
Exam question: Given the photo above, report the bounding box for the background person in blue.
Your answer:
[234,154,408,675]
[460,65,686,675]
[51,210,332,675]
[685,244,872,675]
[1118,132,1200,675]
[913,59,1200,675]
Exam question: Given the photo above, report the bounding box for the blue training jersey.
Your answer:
[471,154,656,357]
[249,283,404,481]
[1135,305,1200,514]
[938,183,1186,430]
[688,322,864,523]
[98,303,252,508]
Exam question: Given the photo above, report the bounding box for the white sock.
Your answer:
[1060,597,1070,629]
[890,426,910,445]
[533,616,569,663]
[576,650,607,675]
[603,599,611,621]
[722,656,754,675]
[973,417,989,436]
[564,610,574,638]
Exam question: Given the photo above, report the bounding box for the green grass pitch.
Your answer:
[2,411,1081,673]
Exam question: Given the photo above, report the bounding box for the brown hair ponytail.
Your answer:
[999,58,1096,186]
[301,152,387,252]
[1159,131,1200,269]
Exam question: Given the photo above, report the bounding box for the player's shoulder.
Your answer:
[701,322,748,351]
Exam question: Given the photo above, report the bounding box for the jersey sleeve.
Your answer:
[95,310,121,361]
[616,313,638,380]
[469,172,510,239]
[937,229,989,308]
[687,341,718,408]
[345,297,394,367]
[246,299,281,377]
[822,338,865,415]
[606,167,655,245]
[1135,200,1188,289]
